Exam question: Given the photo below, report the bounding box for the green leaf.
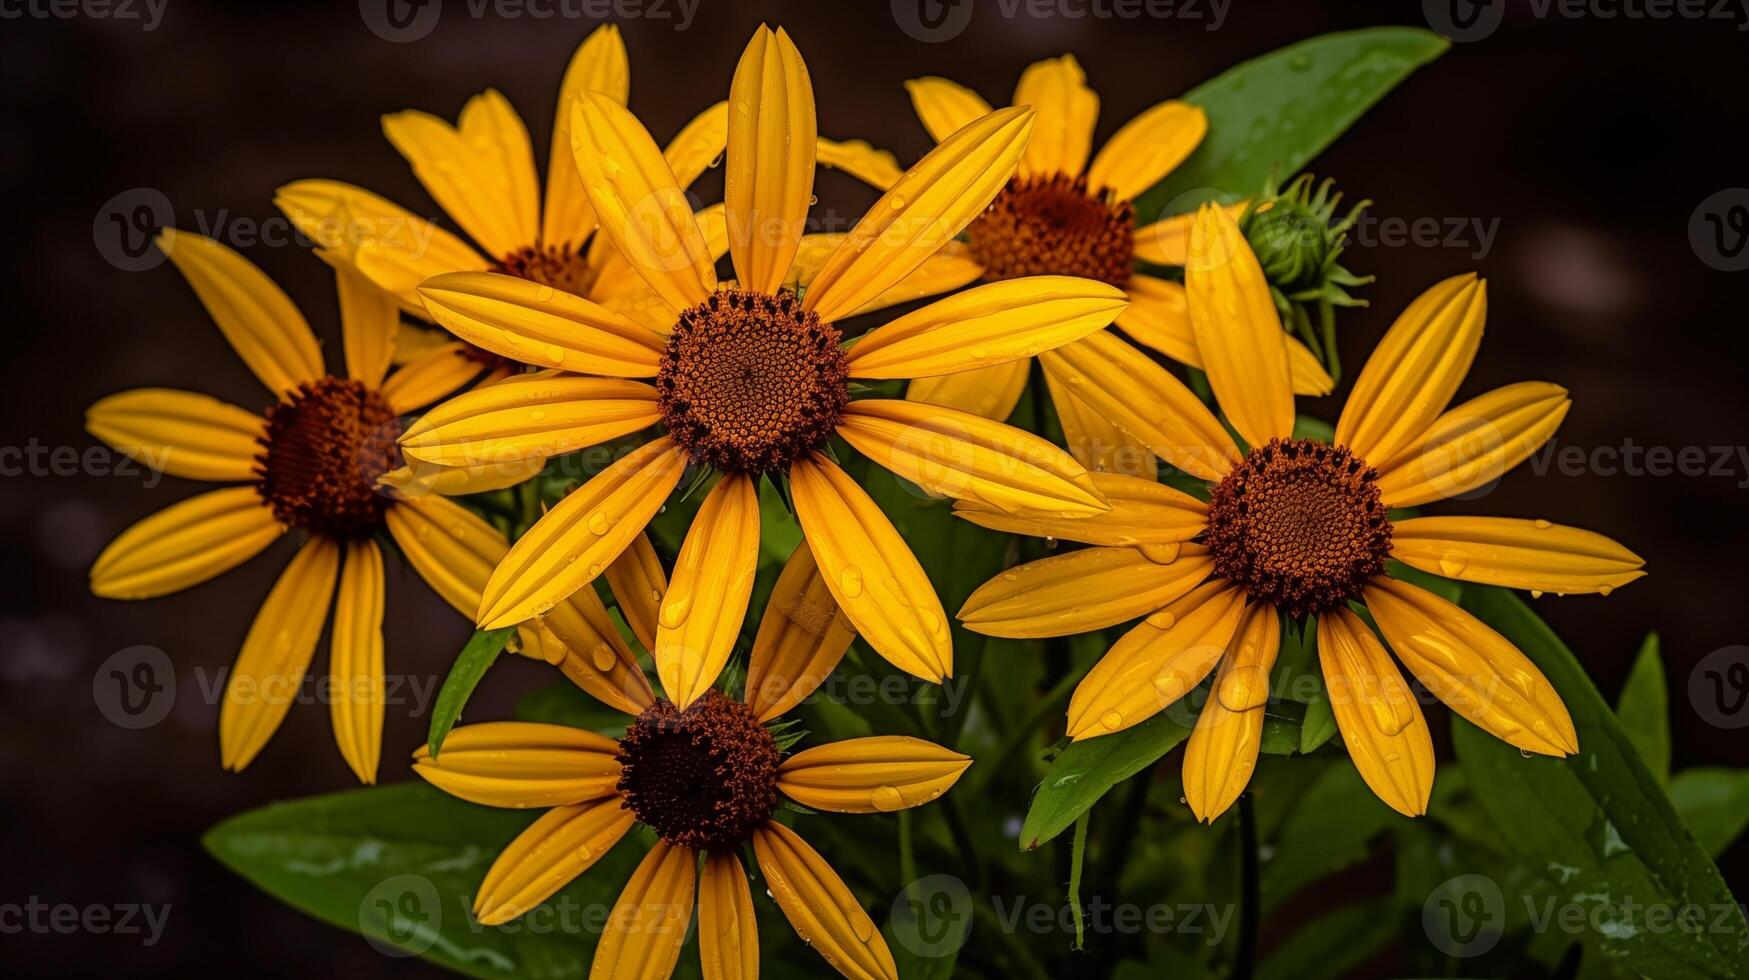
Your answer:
[1256,900,1397,980]
[428,626,517,757]
[204,782,645,978]
[1262,763,1399,908]
[1669,768,1749,858]
[1615,632,1670,783]
[1135,28,1449,219]
[1019,711,1191,850]
[1450,586,1748,980]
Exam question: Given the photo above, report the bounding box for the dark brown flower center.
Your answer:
[967,173,1134,287]
[1204,438,1393,618]
[616,690,781,850]
[492,242,597,298]
[255,377,401,539]
[657,288,848,474]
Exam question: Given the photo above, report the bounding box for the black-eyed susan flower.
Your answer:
[898,55,1335,473]
[87,230,644,783]
[956,223,1645,821]
[399,26,1126,696]
[414,540,968,980]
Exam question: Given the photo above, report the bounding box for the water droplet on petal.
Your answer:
[590,643,617,673]
[870,785,904,812]
[587,510,612,535]
[839,565,864,598]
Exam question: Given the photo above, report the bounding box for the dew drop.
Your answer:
[870,785,904,812]
[659,592,693,629]
[590,644,617,673]
[587,510,612,535]
[839,565,865,598]
[1100,708,1124,731]
[1534,518,1552,529]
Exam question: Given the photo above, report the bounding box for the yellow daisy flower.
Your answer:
[399,25,1128,697]
[957,213,1645,821]
[415,540,968,980]
[87,230,645,783]
[900,54,1334,474]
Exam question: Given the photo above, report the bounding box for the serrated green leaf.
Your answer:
[1136,28,1450,219]
[1450,586,1747,980]
[1019,711,1192,850]
[428,626,516,757]
[1615,632,1670,784]
[204,783,644,978]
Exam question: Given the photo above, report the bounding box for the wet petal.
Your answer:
[1375,381,1570,507]
[416,271,666,376]
[959,545,1213,638]
[399,371,660,467]
[954,471,1205,549]
[725,25,816,293]
[383,90,537,258]
[905,360,1030,422]
[413,721,621,808]
[1392,515,1644,596]
[753,822,899,980]
[380,342,486,414]
[699,851,758,980]
[1011,54,1098,179]
[1040,367,1156,479]
[1318,608,1435,817]
[90,488,283,600]
[654,474,761,709]
[86,388,266,483]
[1184,204,1294,450]
[903,76,994,144]
[474,797,635,925]
[219,539,340,771]
[1182,601,1280,822]
[543,24,630,247]
[604,531,667,652]
[778,736,971,813]
[331,539,386,784]
[591,840,697,978]
[745,540,856,722]
[158,229,324,396]
[1084,99,1205,200]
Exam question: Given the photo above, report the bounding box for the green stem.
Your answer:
[1234,792,1260,980]
[1068,812,1089,951]
[1319,299,1341,383]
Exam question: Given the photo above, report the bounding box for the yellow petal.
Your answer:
[333,261,399,388]
[726,26,816,294]
[790,455,950,681]
[959,545,1213,638]
[1040,367,1156,478]
[817,137,903,190]
[1085,100,1206,201]
[219,538,340,771]
[1337,273,1487,467]
[1118,274,1335,397]
[746,540,856,722]
[699,852,759,980]
[537,588,657,717]
[158,229,324,396]
[778,736,971,813]
[90,488,283,599]
[655,473,761,709]
[380,342,485,414]
[1065,580,1247,739]
[904,76,994,144]
[86,388,266,483]
[752,822,899,980]
[1133,202,1248,267]
[1037,331,1240,481]
[1375,382,1570,508]
[543,23,629,248]
[399,371,659,467]
[789,236,983,317]
[382,91,537,258]
[803,106,1033,324]
[590,840,697,978]
[379,455,547,497]
[570,92,717,313]
[413,721,621,808]
[844,276,1127,379]
[604,531,667,652]
[954,471,1205,549]
[838,399,1106,516]
[479,438,688,628]
[384,489,507,618]
[1185,204,1294,449]
[1318,608,1435,817]
[331,539,386,784]
[1011,55,1099,179]
[663,101,730,191]
[1365,575,1577,756]
[1391,516,1645,596]
[417,271,666,376]
[1182,601,1280,822]
[905,359,1030,422]
[474,797,635,925]
[274,179,488,315]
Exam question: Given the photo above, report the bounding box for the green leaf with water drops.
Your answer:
[427,626,517,758]
[1134,28,1449,221]
[203,782,644,979]
[1450,586,1748,980]
[1615,632,1670,784]
[1018,711,1193,850]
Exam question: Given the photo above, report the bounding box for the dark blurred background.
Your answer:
[2,0,1746,975]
